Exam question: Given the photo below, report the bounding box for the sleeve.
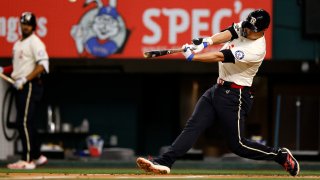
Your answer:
[220,49,235,63]
[231,46,265,63]
[31,38,49,62]
[31,37,49,73]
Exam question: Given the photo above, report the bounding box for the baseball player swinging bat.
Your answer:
[0,72,15,84]
[143,38,204,58]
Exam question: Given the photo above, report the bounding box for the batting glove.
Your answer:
[14,77,27,90]
[192,37,213,53]
[182,44,195,61]
[0,67,3,73]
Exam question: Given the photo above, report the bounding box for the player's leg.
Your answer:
[215,86,299,176]
[7,84,36,169]
[30,81,48,166]
[28,80,45,163]
[15,86,32,162]
[216,87,279,159]
[137,86,217,173]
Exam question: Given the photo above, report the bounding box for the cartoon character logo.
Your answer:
[71,0,128,57]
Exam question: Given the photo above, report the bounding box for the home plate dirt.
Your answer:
[1,173,320,179]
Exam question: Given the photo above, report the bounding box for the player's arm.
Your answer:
[192,51,224,63]
[25,63,47,81]
[13,60,48,90]
[189,30,233,62]
[182,48,234,63]
[27,38,49,81]
[197,47,237,63]
[207,30,233,45]
[192,23,239,53]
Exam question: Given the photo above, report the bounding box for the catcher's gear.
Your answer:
[20,12,37,30]
[242,9,270,32]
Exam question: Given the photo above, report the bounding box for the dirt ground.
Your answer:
[1,173,320,179]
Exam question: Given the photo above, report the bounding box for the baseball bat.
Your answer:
[0,72,15,84]
[143,38,204,58]
[143,48,184,58]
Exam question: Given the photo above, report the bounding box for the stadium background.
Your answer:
[0,0,319,163]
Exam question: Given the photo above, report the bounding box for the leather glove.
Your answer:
[14,77,27,90]
[182,44,195,61]
[192,37,213,53]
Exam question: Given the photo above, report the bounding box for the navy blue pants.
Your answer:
[15,79,43,162]
[155,83,281,168]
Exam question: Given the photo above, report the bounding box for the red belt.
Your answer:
[217,78,249,89]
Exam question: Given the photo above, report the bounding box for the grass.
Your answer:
[0,168,320,177]
[2,158,320,179]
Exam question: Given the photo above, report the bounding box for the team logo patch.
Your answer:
[235,50,245,60]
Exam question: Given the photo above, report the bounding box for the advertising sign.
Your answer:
[0,0,272,59]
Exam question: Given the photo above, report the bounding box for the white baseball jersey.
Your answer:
[11,33,49,80]
[218,22,266,86]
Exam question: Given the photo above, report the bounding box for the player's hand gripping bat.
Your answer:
[143,38,204,58]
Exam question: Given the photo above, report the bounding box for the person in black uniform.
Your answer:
[136,9,300,177]
[0,12,49,169]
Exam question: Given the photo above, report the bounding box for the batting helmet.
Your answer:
[20,12,36,30]
[242,9,270,32]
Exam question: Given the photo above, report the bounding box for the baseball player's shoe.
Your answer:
[7,160,36,170]
[136,157,170,174]
[34,155,48,166]
[281,148,300,176]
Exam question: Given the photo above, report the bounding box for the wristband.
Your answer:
[187,54,194,61]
